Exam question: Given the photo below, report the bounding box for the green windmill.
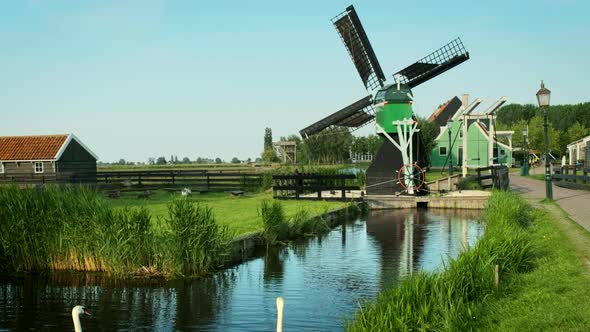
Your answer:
[300,5,470,195]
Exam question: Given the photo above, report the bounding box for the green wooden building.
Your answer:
[427,96,513,170]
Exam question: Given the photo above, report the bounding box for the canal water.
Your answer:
[0,208,483,331]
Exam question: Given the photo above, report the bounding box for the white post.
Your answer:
[462,114,468,177]
[488,115,495,166]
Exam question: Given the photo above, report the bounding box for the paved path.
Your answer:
[511,174,590,232]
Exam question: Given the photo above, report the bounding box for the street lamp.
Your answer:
[536,80,552,199]
[447,119,453,176]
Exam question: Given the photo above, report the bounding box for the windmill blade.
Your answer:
[332,5,386,91]
[300,95,375,138]
[395,38,469,88]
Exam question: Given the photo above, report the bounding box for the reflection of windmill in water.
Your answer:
[365,210,427,287]
[300,5,470,195]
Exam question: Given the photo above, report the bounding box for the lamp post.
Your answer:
[536,80,552,199]
[447,119,453,176]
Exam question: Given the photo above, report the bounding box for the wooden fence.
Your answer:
[553,166,590,190]
[475,165,510,190]
[0,170,262,192]
[272,173,361,201]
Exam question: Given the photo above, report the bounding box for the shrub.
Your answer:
[167,197,231,276]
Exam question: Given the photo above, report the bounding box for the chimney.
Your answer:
[462,94,470,107]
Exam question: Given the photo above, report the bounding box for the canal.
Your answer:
[0,208,483,331]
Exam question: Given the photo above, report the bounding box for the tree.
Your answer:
[264,127,273,150]
[262,148,279,163]
[156,156,167,165]
[416,117,438,164]
[300,127,353,164]
[231,157,240,163]
[182,157,191,164]
[148,157,155,165]
[215,157,222,164]
[117,158,126,165]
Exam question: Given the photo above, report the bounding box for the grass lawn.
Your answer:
[106,190,346,237]
[475,200,590,331]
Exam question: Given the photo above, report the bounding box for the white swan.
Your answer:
[72,305,90,332]
[276,297,284,332]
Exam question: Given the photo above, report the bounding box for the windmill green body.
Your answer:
[374,83,414,134]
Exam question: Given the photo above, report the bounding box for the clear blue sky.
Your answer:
[1,0,588,162]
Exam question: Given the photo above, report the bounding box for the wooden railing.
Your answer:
[0,170,263,192]
[272,173,360,201]
[553,166,590,190]
[476,165,509,190]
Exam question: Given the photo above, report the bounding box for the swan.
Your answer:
[72,305,90,332]
[276,297,284,332]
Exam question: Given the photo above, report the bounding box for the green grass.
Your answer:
[526,174,546,181]
[346,191,590,331]
[106,190,345,237]
[473,201,590,331]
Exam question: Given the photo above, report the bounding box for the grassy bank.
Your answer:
[347,191,590,331]
[0,186,347,277]
[107,190,345,236]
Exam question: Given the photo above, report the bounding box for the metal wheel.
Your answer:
[396,163,426,191]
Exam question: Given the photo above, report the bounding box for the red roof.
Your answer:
[427,99,453,123]
[0,134,69,161]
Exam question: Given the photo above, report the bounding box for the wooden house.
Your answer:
[428,96,514,170]
[0,134,98,183]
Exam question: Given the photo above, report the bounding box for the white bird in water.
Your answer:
[72,305,90,332]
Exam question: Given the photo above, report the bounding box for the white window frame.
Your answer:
[439,146,448,156]
[34,161,44,174]
[0,162,4,174]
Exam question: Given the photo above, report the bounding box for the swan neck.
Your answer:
[72,311,83,332]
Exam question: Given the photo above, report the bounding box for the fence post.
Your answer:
[295,174,300,199]
[138,174,142,186]
[341,175,346,199]
[206,173,210,191]
[171,171,175,186]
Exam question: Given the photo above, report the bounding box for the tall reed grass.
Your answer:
[166,197,231,276]
[347,191,537,331]
[260,200,331,245]
[0,185,231,277]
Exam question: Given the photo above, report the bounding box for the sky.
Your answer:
[1,0,589,162]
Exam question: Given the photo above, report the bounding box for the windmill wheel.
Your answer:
[396,163,426,190]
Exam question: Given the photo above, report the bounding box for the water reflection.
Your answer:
[366,209,483,289]
[0,209,483,331]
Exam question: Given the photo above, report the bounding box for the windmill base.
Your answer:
[366,134,427,196]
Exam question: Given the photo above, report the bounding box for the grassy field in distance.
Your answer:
[107,190,346,237]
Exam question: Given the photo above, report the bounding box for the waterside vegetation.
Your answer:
[347,191,590,331]
[0,185,347,278]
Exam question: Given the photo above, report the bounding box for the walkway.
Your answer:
[511,174,590,232]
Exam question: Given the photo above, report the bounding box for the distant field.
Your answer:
[98,163,272,172]
[106,190,346,237]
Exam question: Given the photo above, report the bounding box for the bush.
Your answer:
[167,197,231,276]
[260,200,290,244]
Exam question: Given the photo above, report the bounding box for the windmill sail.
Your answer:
[395,38,469,88]
[332,5,386,91]
[299,95,375,138]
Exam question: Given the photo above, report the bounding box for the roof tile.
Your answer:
[0,134,69,161]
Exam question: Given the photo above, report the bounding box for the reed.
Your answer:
[0,185,231,277]
[166,197,231,276]
[346,191,537,331]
